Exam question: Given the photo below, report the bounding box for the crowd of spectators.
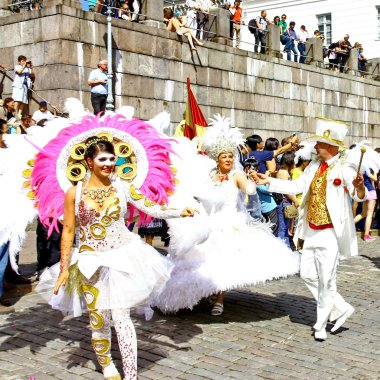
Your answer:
[248,10,368,77]
[239,133,380,250]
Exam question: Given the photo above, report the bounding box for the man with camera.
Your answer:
[12,55,34,120]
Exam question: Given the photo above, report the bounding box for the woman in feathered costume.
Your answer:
[33,113,196,380]
[153,116,301,316]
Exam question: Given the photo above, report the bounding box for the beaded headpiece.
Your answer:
[201,115,244,161]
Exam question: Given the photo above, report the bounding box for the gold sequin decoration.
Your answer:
[27,190,36,200]
[23,180,31,189]
[27,159,35,167]
[66,163,87,182]
[79,227,85,242]
[96,132,113,142]
[22,168,32,179]
[89,312,105,330]
[79,244,95,253]
[106,198,121,221]
[70,143,86,160]
[97,355,111,367]
[307,165,333,226]
[117,163,136,180]
[81,284,99,310]
[101,215,112,227]
[130,184,143,200]
[115,141,132,157]
[144,198,155,207]
[92,338,110,354]
[89,223,107,240]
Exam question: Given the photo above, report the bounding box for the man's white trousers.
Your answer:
[301,226,351,331]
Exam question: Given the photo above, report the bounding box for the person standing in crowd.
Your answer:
[197,0,213,40]
[284,21,299,62]
[337,34,352,73]
[31,101,56,125]
[298,25,309,64]
[88,60,108,116]
[186,0,200,36]
[245,134,298,175]
[276,151,298,248]
[229,0,244,48]
[254,119,366,342]
[278,14,287,34]
[12,55,34,120]
[354,170,377,241]
[328,41,340,71]
[254,10,271,54]
[358,47,367,78]
[0,98,19,133]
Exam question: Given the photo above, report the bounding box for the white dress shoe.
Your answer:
[314,328,327,341]
[331,305,355,332]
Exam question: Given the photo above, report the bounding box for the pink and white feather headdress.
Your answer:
[31,114,176,235]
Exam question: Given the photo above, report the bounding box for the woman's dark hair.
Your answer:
[296,157,309,167]
[274,16,280,24]
[245,134,262,151]
[264,137,279,151]
[3,97,14,108]
[18,55,27,62]
[84,137,115,162]
[243,157,259,170]
[279,151,295,171]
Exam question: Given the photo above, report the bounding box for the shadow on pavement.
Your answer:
[361,254,380,269]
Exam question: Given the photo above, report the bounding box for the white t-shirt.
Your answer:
[298,29,309,43]
[32,109,54,124]
[13,65,32,89]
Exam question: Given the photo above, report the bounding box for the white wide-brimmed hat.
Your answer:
[306,118,350,148]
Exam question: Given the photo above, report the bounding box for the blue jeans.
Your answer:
[0,241,10,299]
[276,204,290,248]
[286,40,298,62]
[298,42,306,64]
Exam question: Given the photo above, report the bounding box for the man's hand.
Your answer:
[180,208,199,217]
[252,172,271,185]
[352,172,365,189]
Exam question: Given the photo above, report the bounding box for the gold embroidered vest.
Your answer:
[307,165,333,226]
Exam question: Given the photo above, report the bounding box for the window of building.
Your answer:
[377,6,380,39]
[317,13,332,45]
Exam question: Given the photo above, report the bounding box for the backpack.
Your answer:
[248,18,258,34]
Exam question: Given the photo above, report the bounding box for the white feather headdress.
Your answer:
[201,114,244,160]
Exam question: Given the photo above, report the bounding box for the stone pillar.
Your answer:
[370,59,380,81]
[266,24,281,58]
[209,7,230,45]
[347,48,359,76]
[0,0,12,16]
[141,0,165,28]
[307,37,324,67]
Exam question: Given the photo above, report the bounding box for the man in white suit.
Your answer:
[254,119,366,341]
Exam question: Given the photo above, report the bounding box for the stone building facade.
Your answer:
[0,0,379,145]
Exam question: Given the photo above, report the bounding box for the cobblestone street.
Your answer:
[1,231,379,380]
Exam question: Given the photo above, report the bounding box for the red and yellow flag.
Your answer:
[183,77,207,140]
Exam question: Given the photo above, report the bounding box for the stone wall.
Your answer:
[0,1,379,145]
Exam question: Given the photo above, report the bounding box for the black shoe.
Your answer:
[0,299,12,307]
[8,274,37,285]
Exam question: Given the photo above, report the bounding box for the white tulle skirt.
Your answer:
[153,209,300,313]
[36,233,173,317]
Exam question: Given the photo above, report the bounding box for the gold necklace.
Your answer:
[84,186,115,207]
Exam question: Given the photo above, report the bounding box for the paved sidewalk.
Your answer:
[1,230,380,380]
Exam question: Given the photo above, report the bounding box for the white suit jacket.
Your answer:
[268,156,367,259]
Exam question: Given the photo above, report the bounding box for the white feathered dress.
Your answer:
[153,170,301,313]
